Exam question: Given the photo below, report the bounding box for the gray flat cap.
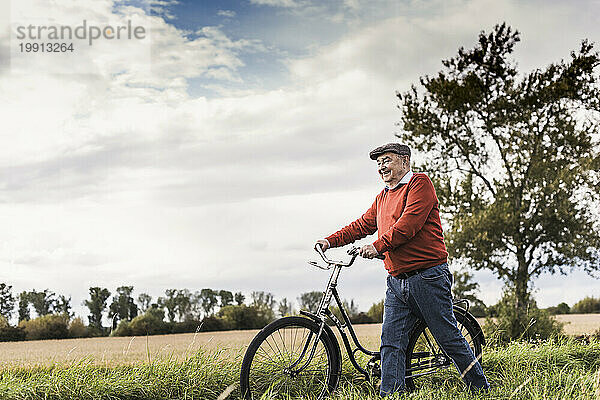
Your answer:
[369,143,411,160]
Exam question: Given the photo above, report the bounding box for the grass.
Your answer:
[0,338,598,399]
[0,350,240,400]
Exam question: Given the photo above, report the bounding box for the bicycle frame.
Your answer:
[295,245,482,382]
[305,270,378,379]
[300,247,379,379]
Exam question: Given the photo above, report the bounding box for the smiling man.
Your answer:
[316,143,489,396]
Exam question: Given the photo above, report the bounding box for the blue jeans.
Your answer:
[380,263,489,396]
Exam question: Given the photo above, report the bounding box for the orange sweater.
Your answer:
[326,173,448,276]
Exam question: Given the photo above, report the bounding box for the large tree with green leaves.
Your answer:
[396,23,600,328]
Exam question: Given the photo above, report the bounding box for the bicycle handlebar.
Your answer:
[309,243,384,270]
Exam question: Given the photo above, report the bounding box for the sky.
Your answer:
[0,0,599,324]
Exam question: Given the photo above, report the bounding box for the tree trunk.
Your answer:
[515,248,529,321]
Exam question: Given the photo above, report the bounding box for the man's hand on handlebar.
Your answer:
[314,240,384,261]
[359,244,379,259]
[315,239,330,251]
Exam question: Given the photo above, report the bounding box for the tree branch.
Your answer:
[440,118,497,197]
[476,108,516,191]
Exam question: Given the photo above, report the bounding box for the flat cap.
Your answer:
[369,143,411,160]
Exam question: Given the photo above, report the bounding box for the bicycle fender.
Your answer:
[453,306,485,346]
[408,306,485,346]
[299,311,343,372]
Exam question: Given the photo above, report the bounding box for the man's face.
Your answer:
[376,152,409,186]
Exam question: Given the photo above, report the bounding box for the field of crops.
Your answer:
[0,314,598,367]
[0,314,598,399]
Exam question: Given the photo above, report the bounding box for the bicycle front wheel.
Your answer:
[240,316,341,399]
[405,306,484,391]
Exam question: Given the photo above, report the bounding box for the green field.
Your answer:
[0,337,598,399]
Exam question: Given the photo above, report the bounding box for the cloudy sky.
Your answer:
[0,0,598,323]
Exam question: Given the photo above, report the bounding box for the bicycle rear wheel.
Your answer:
[405,306,484,391]
[240,316,341,399]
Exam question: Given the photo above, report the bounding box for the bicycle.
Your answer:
[240,245,485,399]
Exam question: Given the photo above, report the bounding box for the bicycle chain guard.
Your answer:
[366,355,381,380]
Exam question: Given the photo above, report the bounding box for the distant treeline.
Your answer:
[0,281,598,342]
[0,283,383,342]
[467,296,600,318]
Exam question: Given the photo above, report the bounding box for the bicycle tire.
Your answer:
[240,316,341,399]
[404,306,484,391]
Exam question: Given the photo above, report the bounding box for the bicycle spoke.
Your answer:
[246,321,332,399]
[422,329,435,350]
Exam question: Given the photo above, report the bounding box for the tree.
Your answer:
[0,283,15,320]
[18,314,69,340]
[234,292,245,305]
[18,291,30,322]
[175,289,192,321]
[219,290,234,307]
[555,302,571,315]
[126,307,168,336]
[546,302,570,315]
[297,291,322,312]
[250,291,275,309]
[218,305,272,330]
[397,23,600,331]
[53,295,73,318]
[137,293,152,313]
[0,315,25,341]
[108,286,138,329]
[28,289,55,317]
[200,288,219,317]
[250,291,276,322]
[84,287,111,331]
[484,286,563,342]
[367,300,384,323]
[278,298,293,317]
[571,296,600,313]
[157,289,178,322]
[331,298,359,323]
[452,267,486,316]
[190,291,203,319]
[68,317,88,338]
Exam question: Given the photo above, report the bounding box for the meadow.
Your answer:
[0,314,598,399]
[1,314,598,368]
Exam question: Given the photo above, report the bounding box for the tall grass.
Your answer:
[0,338,598,399]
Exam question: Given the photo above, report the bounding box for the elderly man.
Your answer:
[316,143,489,396]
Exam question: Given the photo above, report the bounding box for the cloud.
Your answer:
[249,0,300,8]
[217,10,236,18]
[5,1,259,83]
[149,0,179,20]
[0,1,263,168]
